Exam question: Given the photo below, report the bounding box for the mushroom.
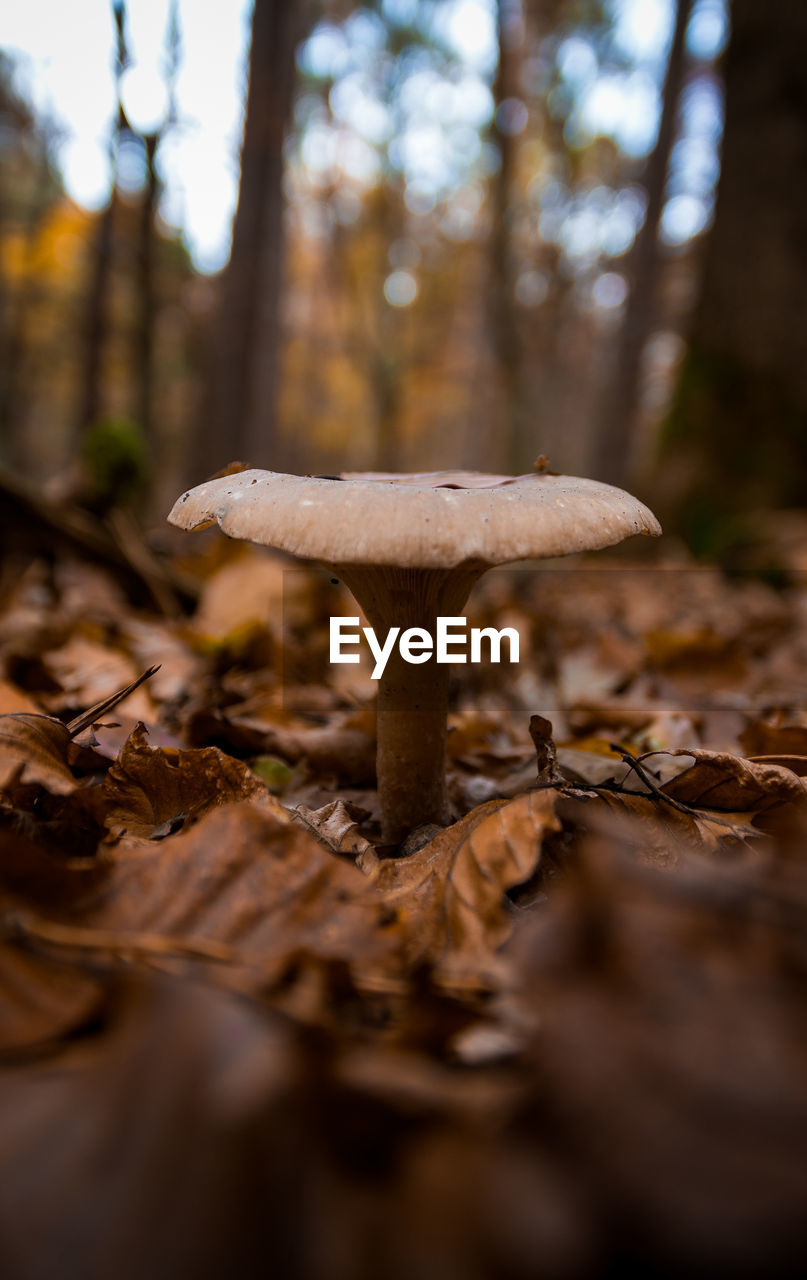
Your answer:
[168,469,661,843]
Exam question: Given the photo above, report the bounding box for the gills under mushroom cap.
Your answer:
[168,469,661,568]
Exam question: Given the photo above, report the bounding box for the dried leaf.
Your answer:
[374,791,559,990]
[193,547,287,640]
[123,620,204,704]
[529,713,559,783]
[292,799,377,870]
[0,714,76,795]
[740,720,807,758]
[0,681,40,715]
[100,722,266,838]
[746,754,807,777]
[0,939,102,1052]
[0,832,107,1050]
[0,975,302,1276]
[42,636,153,720]
[193,710,376,786]
[559,789,742,867]
[73,800,398,988]
[661,748,807,815]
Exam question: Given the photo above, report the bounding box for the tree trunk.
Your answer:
[490,0,527,474]
[199,0,302,478]
[0,137,53,470]
[76,0,127,438]
[659,0,807,552]
[594,0,694,487]
[77,194,116,437]
[134,132,159,444]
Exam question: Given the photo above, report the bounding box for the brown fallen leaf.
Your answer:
[511,821,807,1278]
[567,696,661,735]
[253,715,378,785]
[740,720,807,758]
[446,713,530,770]
[292,799,378,871]
[42,636,154,721]
[0,714,77,795]
[374,791,559,992]
[123,619,205,705]
[660,748,807,815]
[99,722,266,839]
[0,938,103,1054]
[72,799,399,991]
[0,831,107,1051]
[557,788,749,868]
[0,680,41,716]
[747,754,807,777]
[0,974,305,1278]
[188,707,377,786]
[192,545,287,640]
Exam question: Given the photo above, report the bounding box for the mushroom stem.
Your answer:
[336,564,484,845]
[375,647,451,843]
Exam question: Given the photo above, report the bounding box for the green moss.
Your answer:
[82,416,149,507]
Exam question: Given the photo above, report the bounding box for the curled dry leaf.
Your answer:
[292,799,377,871]
[661,748,807,816]
[374,791,559,992]
[100,722,266,839]
[0,714,77,795]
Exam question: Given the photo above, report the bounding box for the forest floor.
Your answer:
[1,517,806,1278]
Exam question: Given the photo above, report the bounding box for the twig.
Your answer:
[66,665,160,737]
[531,764,759,837]
[608,743,705,816]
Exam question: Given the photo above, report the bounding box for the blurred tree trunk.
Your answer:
[199,0,302,478]
[0,137,53,470]
[134,132,159,444]
[77,197,116,436]
[594,0,694,487]
[659,0,807,552]
[76,0,128,438]
[490,0,527,473]
[371,187,404,472]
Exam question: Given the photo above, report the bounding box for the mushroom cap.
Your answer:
[168,469,661,569]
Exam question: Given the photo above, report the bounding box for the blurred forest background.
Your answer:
[0,0,805,557]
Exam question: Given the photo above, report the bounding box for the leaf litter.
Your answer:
[1,536,807,1275]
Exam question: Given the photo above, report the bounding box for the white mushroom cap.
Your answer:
[168,469,661,569]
